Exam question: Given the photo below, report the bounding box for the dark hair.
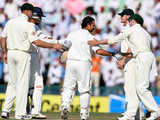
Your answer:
[81,16,95,28]
[20,3,34,12]
[118,8,134,16]
[129,14,144,26]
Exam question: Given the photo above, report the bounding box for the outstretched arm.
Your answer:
[36,31,71,51]
[96,49,115,56]
[88,33,127,46]
[32,40,62,50]
[88,38,109,46]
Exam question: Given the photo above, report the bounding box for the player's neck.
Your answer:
[123,21,129,26]
[28,19,36,24]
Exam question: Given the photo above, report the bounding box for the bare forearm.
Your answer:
[32,40,55,48]
[98,40,108,44]
[121,56,128,62]
[121,52,132,57]
[1,37,7,53]
[96,49,114,56]
[44,37,58,44]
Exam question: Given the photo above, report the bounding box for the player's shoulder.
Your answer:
[5,18,16,25]
[2,18,16,29]
[67,30,78,37]
[9,15,25,24]
[27,22,34,26]
[36,30,44,37]
[27,22,35,29]
[123,24,137,33]
[76,29,91,36]
[70,29,80,34]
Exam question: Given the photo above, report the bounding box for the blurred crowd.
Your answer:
[0,0,160,96]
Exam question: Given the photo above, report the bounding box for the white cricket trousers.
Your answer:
[135,52,159,112]
[124,58,141,118]
[61,60,92,119]
[3,50,31,116]
[91,72,100,96]
[29,52,43,115]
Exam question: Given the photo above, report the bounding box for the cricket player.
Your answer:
[27,7,71,119]
[1,3,62,119]
[60,16,116,120]
[117,9,145,120]
[27,7,47,119]
[88,14,160,120]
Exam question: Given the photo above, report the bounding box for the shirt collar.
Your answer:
[20,13,29,21]
[133,24,140,28]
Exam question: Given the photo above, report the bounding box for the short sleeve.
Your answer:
[66,33,72,42]
[88,32,94,41]
[1,23,8,38]
[88,32,100,52]
[27,23,38,43]
[37,30,49,41]
[92,46,100,52]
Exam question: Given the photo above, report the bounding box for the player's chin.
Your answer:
[90,29,95,33]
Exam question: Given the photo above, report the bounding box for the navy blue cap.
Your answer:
[32,7,45,17]
[21,3,34,11]
[118,9,134,16]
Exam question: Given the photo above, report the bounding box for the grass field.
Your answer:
[1,112,120,120]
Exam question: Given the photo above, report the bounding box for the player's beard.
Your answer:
[89,28,95,33]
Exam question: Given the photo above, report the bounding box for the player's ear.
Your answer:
[127,15,130,19]
[87,23,90,28]
[85,24,90,30]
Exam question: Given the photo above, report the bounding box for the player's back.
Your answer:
[5,14,34,52]
[67,29,94,61]
[128,24,151,54]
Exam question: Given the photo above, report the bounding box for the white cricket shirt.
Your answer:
[66,29,100,62]
[1,14,38,52]
[108,24,152,57]
[120,24,130,53]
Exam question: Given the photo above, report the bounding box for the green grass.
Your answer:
[1,112,120,120]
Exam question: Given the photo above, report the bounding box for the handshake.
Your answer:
[58,41,72,63]
[113,52,124,60]
[59,41,72,52]
[112,52,133,60]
